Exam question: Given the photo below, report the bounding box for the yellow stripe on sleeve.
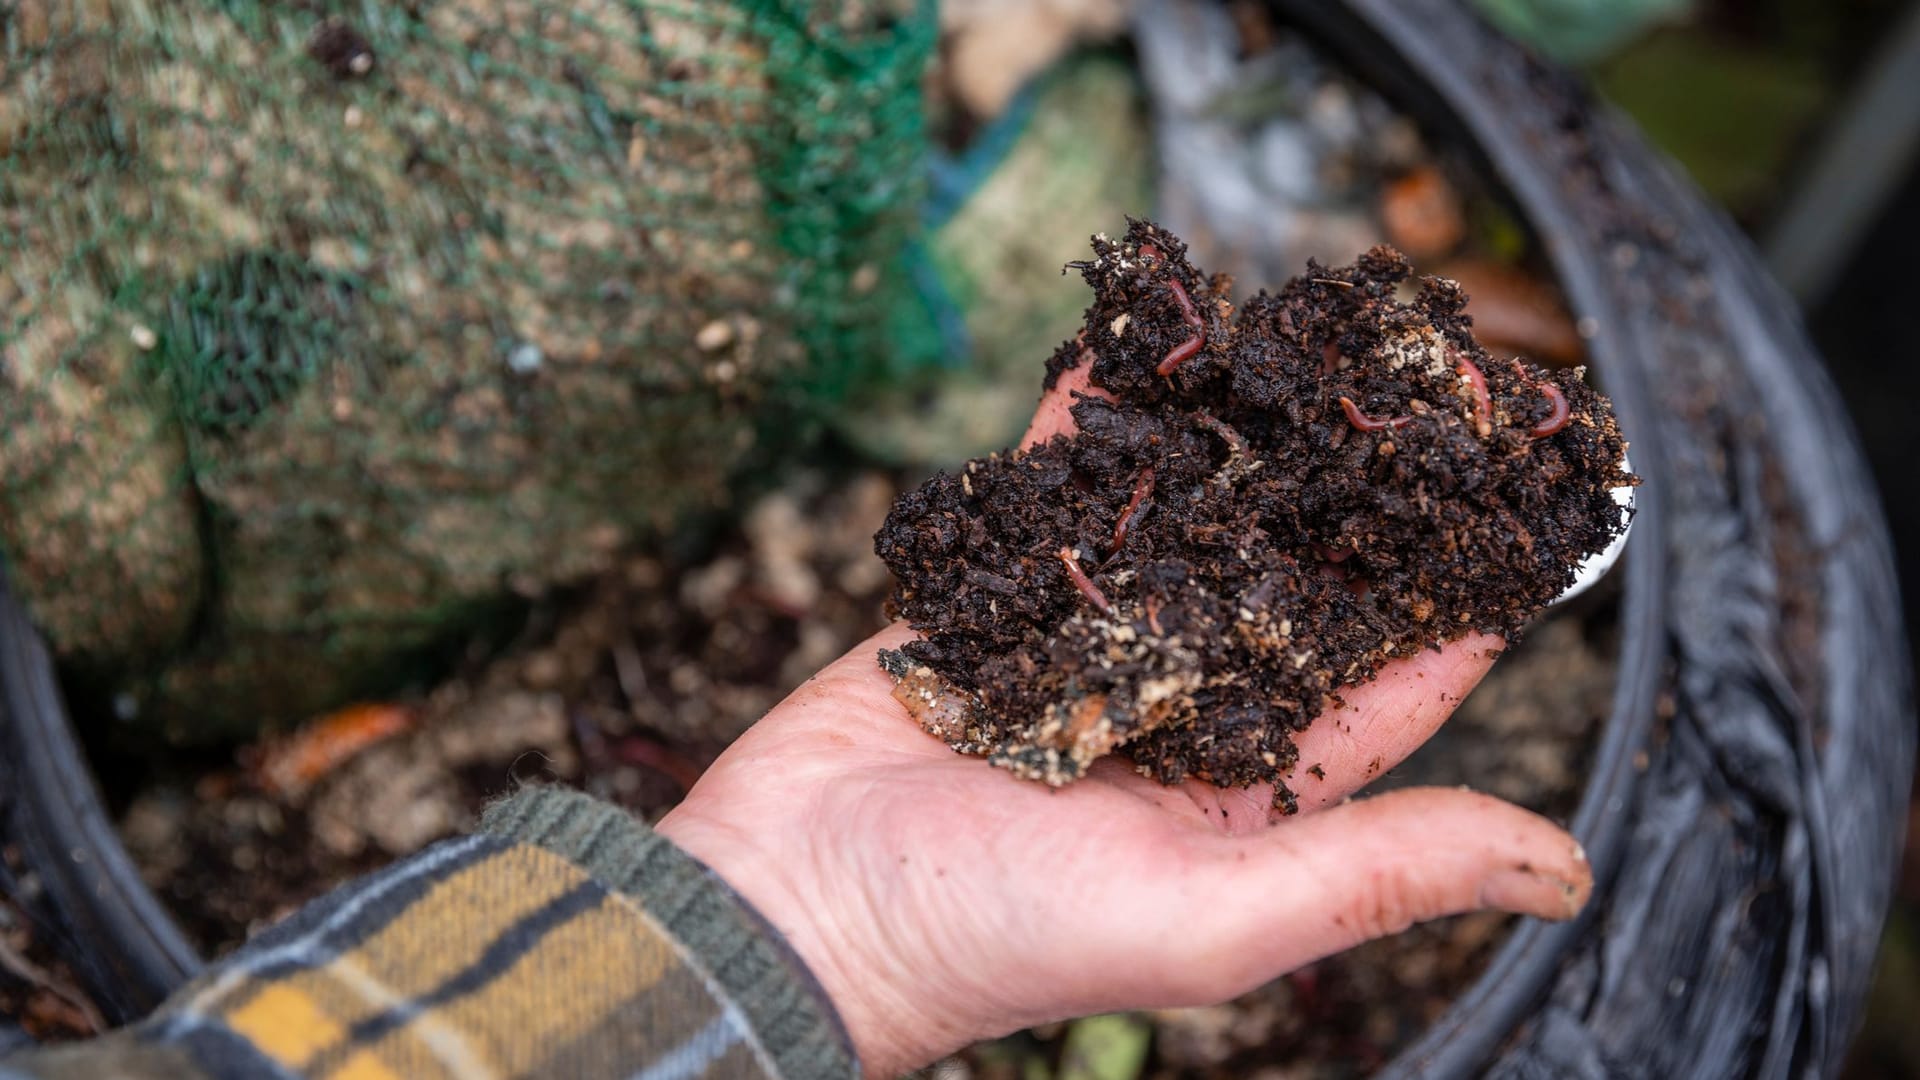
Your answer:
[343,844,592,1002]
[224,983,349,1071]
[328,1047,408,1080]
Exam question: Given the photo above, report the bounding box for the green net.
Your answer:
[1,0,936,738]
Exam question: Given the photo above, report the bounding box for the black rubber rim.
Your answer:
[1265,0,1669,1070]
[1268,2,1914,1076]
[0,575,203,1025]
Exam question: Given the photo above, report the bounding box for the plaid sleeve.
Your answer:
[0,788,857,1080]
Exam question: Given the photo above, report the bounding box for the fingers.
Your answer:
[1093,787,1589,1008]
[1275,787,1589,930]
[1020,358,1109,448]
[1281,633,1505,811]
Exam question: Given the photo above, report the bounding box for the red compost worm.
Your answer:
[1451,347,1493,436]
[1192,410,1252,456]
[1530,380,1570,437]
[1108,466,1156,557]
[1138,242,1208,377]
[1339,397,1411,432]
[1057,547,1113,615]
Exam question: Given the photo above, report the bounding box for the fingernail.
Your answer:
[1479,868,1586,920]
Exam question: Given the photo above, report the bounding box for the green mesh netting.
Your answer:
[1,0,937,738]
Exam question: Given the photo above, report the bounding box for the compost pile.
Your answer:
[877,221,1632,808]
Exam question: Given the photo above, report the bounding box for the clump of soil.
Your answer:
[876,220,1632,809]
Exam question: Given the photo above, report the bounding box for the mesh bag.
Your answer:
[1,0,936,738]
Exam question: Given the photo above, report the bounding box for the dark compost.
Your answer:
[876,223,1632,809]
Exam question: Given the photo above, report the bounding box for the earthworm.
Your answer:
[1339,396,1411,432]
[1134,241,1208,377]
[1192,410,1252,457]
[1155,275,1207,376]
[1530,380,1570,437]
[1108,466,1156,557]
[1057,547,1113,615]
[1451,348,1493,436]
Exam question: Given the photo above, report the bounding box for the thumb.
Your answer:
[1094,787,1591,1008]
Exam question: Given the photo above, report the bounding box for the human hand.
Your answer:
[656,365,1592,1076]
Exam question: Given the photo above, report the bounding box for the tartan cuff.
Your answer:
[480,787,858,1080]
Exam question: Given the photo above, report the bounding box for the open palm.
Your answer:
[657,367,1591,1076]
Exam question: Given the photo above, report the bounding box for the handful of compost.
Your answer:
[875,221,1633,810]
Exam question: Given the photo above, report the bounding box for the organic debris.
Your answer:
[876,221,1633,809]
[247,703,415,798]
[0,851,104,1043]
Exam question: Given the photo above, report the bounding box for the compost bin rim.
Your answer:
[0,575,204,1026]
[1256,2,1672,1071]
[1265,1,1911,1076]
